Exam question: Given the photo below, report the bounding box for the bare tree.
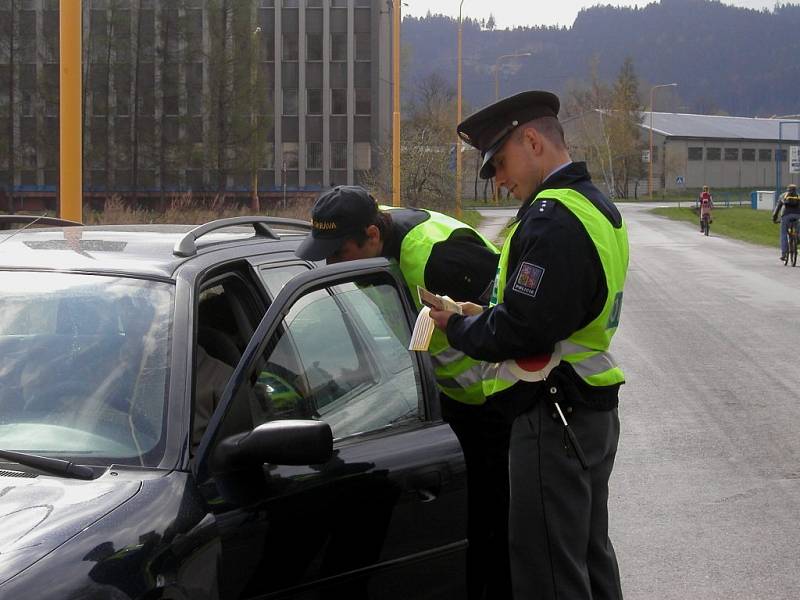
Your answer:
[363,72,457,208]
[565,57,645,198]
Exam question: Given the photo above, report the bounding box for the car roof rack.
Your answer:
[173,216,312,257]
[0,215,83,230]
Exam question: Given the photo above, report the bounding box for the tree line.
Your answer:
[402,0,800,117]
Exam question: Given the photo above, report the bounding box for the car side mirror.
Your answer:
[212,419,333,472]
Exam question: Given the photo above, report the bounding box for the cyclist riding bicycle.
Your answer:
[698,185,713,233]
[772,183,800,261]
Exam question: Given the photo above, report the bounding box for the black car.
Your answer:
[0,215,467,599]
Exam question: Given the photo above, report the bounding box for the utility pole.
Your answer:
[60,0,82,222]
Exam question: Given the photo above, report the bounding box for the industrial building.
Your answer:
[564,110,800,195]
[643,112,800,192]
[0,0,392,208]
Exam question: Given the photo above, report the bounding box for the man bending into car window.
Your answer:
[295,185,513,599]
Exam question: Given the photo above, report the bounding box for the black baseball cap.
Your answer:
[457,90,561,179]
[295,185,379,261]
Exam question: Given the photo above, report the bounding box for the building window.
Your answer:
[282,33,298,60]
[331,89,347,115]
[759,149,772,161]
[307,142,322,169]
[331,142,347,169]
[742,148,755,161]
[354,62,370,88]
[330,62,348,88]
[307,33,323,61]
[282,143,299,169]
[724,148,739,161]
[355,33,371,61]
[307,89,322,115]
[283,88,298,115]
[355,88,370,115]
[259,33,275,62]
[306,62,323,87]
[355,143,371,170]
[706,147,721,161]
[306,7,323,32]
[354,7,371,32]
[688,147,703,161]
[331,33,347,62]
[330,7,347,32]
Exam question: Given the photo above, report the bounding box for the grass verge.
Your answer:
[651,206,778,247]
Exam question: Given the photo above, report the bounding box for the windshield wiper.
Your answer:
[0,450,95,480]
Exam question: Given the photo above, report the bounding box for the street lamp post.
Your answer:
[392,0,401,206]
[455,0,465,219]
[649,82,677,200]
[250,26,262,213]
[492,51,531,202]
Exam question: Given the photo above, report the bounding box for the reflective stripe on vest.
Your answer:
[383,207,499,405]
[484,188,628,396]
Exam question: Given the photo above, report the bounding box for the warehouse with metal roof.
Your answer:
[565,111,800,194]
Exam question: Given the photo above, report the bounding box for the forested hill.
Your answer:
[402,0,800,117]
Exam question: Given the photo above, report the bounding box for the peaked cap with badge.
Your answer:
[457,90,560,180]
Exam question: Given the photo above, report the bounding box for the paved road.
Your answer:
[478,204,800,599]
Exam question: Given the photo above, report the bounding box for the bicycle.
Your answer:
[785,219,798,267]
[701,213,711,236]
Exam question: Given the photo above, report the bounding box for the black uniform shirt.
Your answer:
[445,162,623,412]
[382,208,499,304]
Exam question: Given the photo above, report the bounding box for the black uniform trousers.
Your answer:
[441,394,513,600]
[508,389,622,600]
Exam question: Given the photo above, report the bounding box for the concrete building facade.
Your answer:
[0,0,392,206]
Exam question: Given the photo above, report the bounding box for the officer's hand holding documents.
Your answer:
[409,286,461,351]
[458,301,484,316]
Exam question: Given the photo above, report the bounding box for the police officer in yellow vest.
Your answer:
[295,186,512,599]
[429,91,628,600]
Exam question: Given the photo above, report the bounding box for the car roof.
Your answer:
[0,222,309,279]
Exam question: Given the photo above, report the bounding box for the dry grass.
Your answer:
[81,193,315,225]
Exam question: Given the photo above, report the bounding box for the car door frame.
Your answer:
[192,256,440,483]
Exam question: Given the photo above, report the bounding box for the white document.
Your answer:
[408,307,435,351]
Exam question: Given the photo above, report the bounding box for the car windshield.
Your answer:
[0,271,173,467]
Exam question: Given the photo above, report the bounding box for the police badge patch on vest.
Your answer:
[512,262,545,298]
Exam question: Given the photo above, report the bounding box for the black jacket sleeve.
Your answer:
[424,233,499,305]
[445,201,605,363]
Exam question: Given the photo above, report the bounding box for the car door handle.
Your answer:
[409,471,441,503]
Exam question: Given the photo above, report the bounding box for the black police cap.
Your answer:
[295,185,379,261]
[457,90,560,179]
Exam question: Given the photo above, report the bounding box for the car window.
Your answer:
[0,271,173,466]
[194,270,269,451]
[258,263,310,297]
[242,277,423,440]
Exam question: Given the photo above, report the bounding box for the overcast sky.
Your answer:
[403,0,782,29]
